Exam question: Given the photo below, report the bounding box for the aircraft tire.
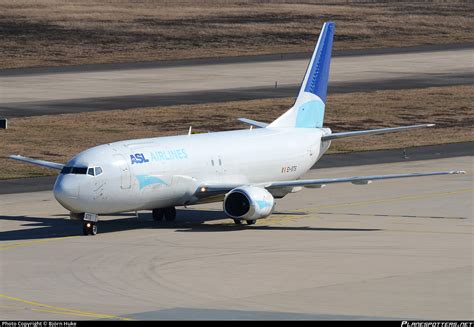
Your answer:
[164,207,176,221]
[91,223,98,235]
[152,208,165,221]
[246,220,256,225]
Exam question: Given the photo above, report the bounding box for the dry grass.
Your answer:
[0,0,472,69]
[0,85,472,179]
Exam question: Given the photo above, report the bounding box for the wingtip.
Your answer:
[427,124,435,127]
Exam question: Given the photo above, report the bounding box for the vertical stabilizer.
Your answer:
[269,22,335,128]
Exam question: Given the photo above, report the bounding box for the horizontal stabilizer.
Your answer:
[321,124,434,141]
[9,155,64,170]
[238,118,269,128]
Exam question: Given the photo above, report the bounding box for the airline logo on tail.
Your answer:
[302,21,335,103]
[295,21,334,128]
[269,22,335,129]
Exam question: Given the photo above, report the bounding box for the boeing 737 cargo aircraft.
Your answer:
[11,22,464,235]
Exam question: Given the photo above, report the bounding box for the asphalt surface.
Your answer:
[1,156,471,320]
[2,72,471,118]
[1,141,472,195]
[1,44,472,321]
[1,45,472,117]
[1,43,471,77]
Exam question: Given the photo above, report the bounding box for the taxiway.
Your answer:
[1,46,472,117]
[0,155,472,320]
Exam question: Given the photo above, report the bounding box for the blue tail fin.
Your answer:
[269,22,335,128]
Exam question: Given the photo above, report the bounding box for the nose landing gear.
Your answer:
[77,212,99,236]
[83,221,97,235]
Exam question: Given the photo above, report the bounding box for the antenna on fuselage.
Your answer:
[188,126,192,136]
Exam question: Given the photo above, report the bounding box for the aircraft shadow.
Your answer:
[0,209,380,241]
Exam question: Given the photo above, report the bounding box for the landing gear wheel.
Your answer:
[152,208,164,221]
[91,223,98,235]
[233,219,242,225]
[246,220,256,225]
[83,222,97,235]
[164,207,177,221]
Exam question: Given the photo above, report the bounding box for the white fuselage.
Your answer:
[53,127,330,214]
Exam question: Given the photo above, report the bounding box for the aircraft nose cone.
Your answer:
[53,175,80,211]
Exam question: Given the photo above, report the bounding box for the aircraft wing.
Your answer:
[321,124,434,141]
[9,155,64,170]
[238,118,269,128]
[197,170,465,196]
[195,183,241,197]
[263,170,465,189]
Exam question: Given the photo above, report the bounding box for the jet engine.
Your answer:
[223,186,275,220]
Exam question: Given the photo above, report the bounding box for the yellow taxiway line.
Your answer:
[0,236,80,251]
[263,188,473,226]
[310,188,473,211]
[0,294,131,320]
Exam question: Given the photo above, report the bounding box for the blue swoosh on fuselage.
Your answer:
[136,175,169,190]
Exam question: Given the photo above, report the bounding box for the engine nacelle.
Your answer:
[223,186,275,220]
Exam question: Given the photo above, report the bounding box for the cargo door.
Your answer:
[114,154,131,189]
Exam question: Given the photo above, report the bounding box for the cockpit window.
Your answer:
[61,166,88,175]
[61,166,103,176]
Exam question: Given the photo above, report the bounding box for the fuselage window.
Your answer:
[218,159,222,166]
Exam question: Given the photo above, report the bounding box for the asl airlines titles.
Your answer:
[130,149,188,165]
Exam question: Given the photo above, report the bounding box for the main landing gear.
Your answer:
[233,219,256,225]
[152,207,177,222]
